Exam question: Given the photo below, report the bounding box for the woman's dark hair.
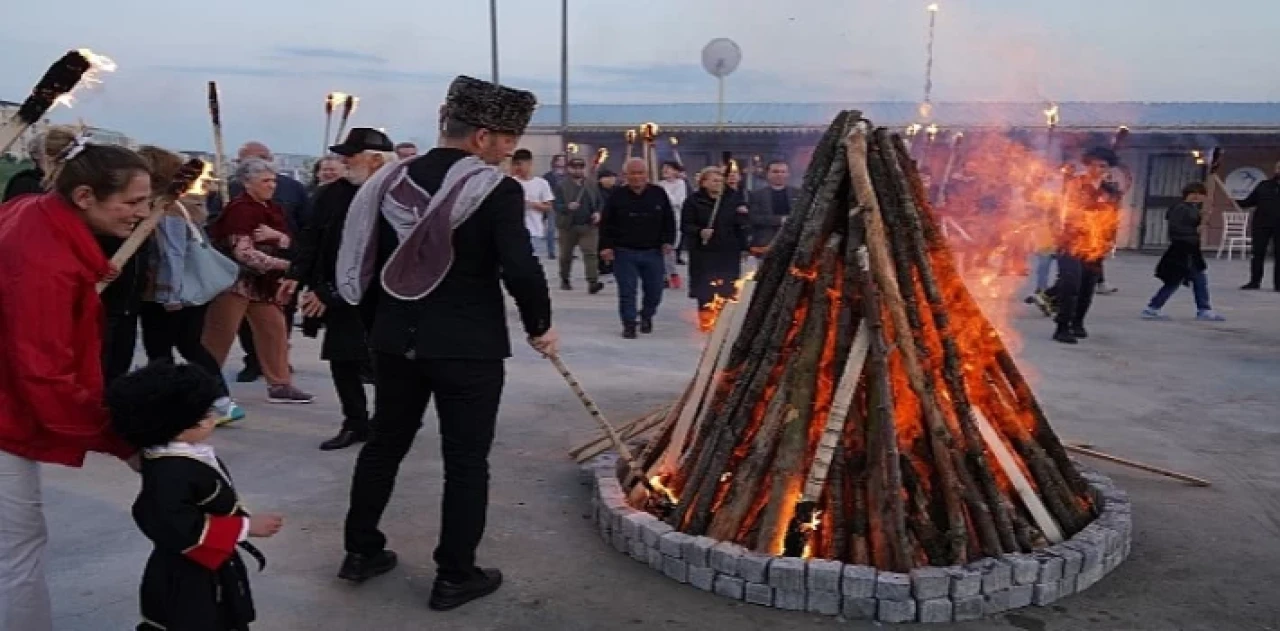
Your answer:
[661,160,684,172]
[1182,181,1208,198]
[512,149,533,163]
[107,362,222,449]
[53,144,150,202]
[135,145,185,192]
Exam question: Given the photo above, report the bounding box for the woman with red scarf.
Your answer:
[0,140,146,631]
[202,158,314,404]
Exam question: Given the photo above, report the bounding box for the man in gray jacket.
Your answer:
[747,159,801,253]
[553,157,604,293]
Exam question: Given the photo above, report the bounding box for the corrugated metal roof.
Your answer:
[528,102,1280,131]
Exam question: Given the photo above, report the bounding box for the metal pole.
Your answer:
[560,0,568,145]
[490,0,500,84]
[717,76,725,130]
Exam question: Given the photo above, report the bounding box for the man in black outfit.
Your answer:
[1239,160,1280,291]
[335,76,556,612]
[1052,147,1121,345]
[599,157,677,339]
[280,128,394,451]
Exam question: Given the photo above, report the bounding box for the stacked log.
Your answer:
[628,112,1096,571]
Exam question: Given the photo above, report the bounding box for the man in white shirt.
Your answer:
[659,161,693,288]
[511,149,555,258]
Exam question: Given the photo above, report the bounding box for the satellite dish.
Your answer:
[701,38,743,78]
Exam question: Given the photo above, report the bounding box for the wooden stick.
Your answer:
[973,409,1064,542]
[1066,444,1212,487]
[802,324,869,502]
[97,160,206,292]
[678,279,756,471]
[570,406,668,462]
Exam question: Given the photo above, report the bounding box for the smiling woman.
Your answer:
[0,141,150,631]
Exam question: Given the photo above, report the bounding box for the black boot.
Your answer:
[1070,324,1089,339]
[639,317,653,334]
[428,568,504,611]
[320,429,368,451]
[622,322,637,339]
[337,550,398,583]
[560,279,572,291]
[587,281,604,295]
[1052,324,1078,345]
[236,363,262,383]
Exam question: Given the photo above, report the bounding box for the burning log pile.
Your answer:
[626,111,1097,572]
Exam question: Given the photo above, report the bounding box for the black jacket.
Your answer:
[746,185,800,248]
[290,178,371,361]
[599,184,677,252]
[368,148,552,361]
[1,168,44,203]
[681,189,750,253]
[97,235,149,318]
[1240,177,1280,229]
[1165,201,1202,246]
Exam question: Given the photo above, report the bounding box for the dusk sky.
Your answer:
[2,0,1275,154]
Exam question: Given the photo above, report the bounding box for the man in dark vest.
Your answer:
[333,76,555,611]
[280,127,394,451]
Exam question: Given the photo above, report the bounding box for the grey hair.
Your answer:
[623,157,648,173]
[234,157,275,184]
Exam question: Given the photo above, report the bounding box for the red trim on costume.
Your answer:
[183,515,244,570]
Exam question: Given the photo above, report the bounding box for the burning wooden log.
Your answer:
[621,111,1096,570]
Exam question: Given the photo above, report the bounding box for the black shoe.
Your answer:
[236,364,262,383]
[560,280,572,291]
[622,323,638,339]
[338,550,398,583]
[639,318,653,334]
[1241,283,1261,290]
[1070,324,1088,339]
[429,568,504,611]
[1052,326,1078,345]
[588,282,604,295]
[320,430,368,451]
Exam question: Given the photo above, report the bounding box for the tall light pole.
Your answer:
[560,0,568,146]
[489,0,500,84]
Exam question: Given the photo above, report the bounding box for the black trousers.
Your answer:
[330,359,371,434]
[102,313,139,385]
[1054,254,1100,327]
[344,353,504,581]
[139,303,230,397]
[1249,224,1280,289]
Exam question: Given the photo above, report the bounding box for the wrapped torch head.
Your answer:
[207,82,222,127]
[17,50,93,124]
[166,159,208,198]
[1210,147,1224,175]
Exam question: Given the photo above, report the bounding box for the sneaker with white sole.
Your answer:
[267,385,315,404]
[214,397,247,426]
[1195,310,1226,322]
[1140,308,1170,320]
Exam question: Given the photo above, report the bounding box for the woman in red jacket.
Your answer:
[0,140,149,631]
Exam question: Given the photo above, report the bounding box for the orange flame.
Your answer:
[53,49,116,109]
[184,161,215,196]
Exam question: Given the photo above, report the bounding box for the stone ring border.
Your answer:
[580,453,1131,624]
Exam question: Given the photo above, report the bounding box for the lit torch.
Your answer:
[334,94,359,145]
[98,159,207,294]
[1110,125,1130,151]
[640,122,660,181]
[207,82,231,205]
[669,135,683,168]
[323,92,345,155]
[624,128,637,162]
[592,146,609,173]
[0,49,115,155]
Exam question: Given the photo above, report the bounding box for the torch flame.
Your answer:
[1192,149,1205,166]
[927,2,940,12]
[566,143,580,155]
[926,123,939,141]
[649,475,678,505]
[625,129,637,143]
[593,146,609,167]
[906,123,922,136]
[640,122,660,142]
[53,48,117,109]
[669,135,679,146]
[1043,103,1060,127]
[184,161,216,196]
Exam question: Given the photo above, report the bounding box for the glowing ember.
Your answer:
[184,161,215,196]
[649,475,678,505]
[52,48,116,108]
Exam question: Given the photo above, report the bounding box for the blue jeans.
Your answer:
[613,248,665,324]
[1034,253,1055,292]
[544,218,557,257]
[1148,270,1211,312]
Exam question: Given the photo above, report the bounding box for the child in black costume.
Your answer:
[108,363,284,631]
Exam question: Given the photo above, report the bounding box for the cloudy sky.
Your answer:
[2,0,1275,154]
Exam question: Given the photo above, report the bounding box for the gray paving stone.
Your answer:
[1056,546,1084,578]
[1033,582,1060,606]
[953,594,985,622]
[842,596,877,620]
[980,559,1013,594]
[1006,554,1040,586]
[1009,584,1034,608]
[713,574,746,600]
[807,559,843,593]
[842,565,877,598]
[659,531,694,558]
[1077,566,1104,591]
[744,583,774,607]
[983,589,1012,615]
[684,536,718,568]
[647,547,664,571]
[640,519,673,548]
[663,556,689,583]
[620,511,656,541]
[629,538,647,562]
[877,598,917,623]
[875,571,912,600]
[910,567,951,600]
[919,598,954,623]
[1059,575,1078,597]
[948,567,982,599]
[1037,554,1064,583]
[709,542,744,575]
[775,589,806,611]
[611,530,629,553]
[768,556,807,591]
[806,591,841,616]
[689,566,716,591]
[738,553,772,584]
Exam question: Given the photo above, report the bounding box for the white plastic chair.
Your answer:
[1217,211,1251,260]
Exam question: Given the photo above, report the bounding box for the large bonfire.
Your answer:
[625,111,1097,572]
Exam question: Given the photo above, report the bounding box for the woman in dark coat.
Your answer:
[682,166,750,327]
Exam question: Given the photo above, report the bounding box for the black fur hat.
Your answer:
[107,363,223,450]
[441,75,537,136]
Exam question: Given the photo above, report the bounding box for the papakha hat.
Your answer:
[441,75,537,136]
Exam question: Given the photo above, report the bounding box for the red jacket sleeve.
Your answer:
[1,256,112,447]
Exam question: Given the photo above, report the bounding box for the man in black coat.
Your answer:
[336,76,556,612]
[280,128,394,451]
[1239,160,1280,291]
